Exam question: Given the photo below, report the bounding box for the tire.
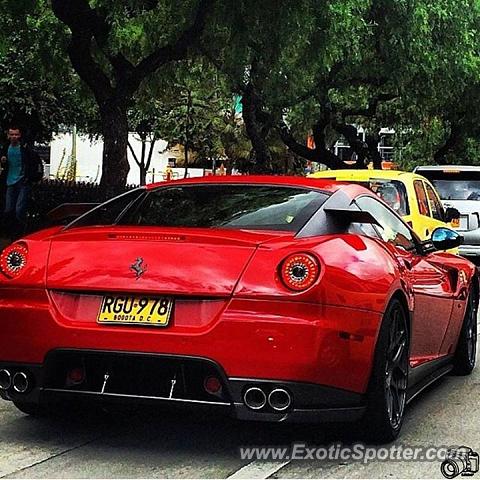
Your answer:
[13,400,44,416]
[362,298,410,443]
[452,285,478,375]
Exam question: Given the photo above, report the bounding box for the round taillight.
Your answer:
[0,243,28,279]
[280,253,319,291]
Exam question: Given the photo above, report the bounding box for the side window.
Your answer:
[348,221,380,238]
[355,196,416,251]
[66,189,145,229]
[414,180,430,216]
[424,183,445,221]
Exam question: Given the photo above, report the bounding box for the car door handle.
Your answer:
[425,229,430,237]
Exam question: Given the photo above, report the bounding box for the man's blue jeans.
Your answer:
[4,180,31,237]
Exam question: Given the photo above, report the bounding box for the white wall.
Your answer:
[49,133,204,185]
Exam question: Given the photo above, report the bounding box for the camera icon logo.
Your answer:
[441,446,479,479]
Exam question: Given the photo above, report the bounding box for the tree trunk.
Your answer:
[434,124,461,165]
[51,0,210,189]
[184,89,192,179]
[144,137,156,185]
[331,122,369,168]
[99,100,130,190]
[278,115,355,170]
[139,136,147,186]
[242,83,272,172]
[140,165,147,186]
[366,132,382,169]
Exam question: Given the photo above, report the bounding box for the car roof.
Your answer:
[147,175,346,193]
[308,169,425,182]
[414,165,480,172]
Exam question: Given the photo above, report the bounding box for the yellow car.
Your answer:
[309,169,457,241]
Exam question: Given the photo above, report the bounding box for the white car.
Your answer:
[415,165,480,259]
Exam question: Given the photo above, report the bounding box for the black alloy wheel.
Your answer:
[453,285,478,375]
[363,298,410,443]
[466,292,477,369]
[385,305,409,430]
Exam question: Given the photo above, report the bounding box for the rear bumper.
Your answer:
[0,351,365,423]
[0,288,381,397]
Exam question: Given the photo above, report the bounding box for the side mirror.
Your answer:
[445,207,460,223]
[431,227,463,251]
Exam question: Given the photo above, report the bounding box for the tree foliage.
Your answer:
[0,0,80,143]
[1,0,480,183]
[50,0,211,188]
[204,0,480,170]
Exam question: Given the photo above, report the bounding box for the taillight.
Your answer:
[0,243,28,279]
[280,253,320,291]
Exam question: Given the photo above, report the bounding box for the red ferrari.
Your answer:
[0,176,477,442]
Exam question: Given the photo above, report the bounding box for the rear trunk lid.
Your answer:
[46,226,290,296]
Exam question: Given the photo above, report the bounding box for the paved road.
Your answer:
[0,356,478,479]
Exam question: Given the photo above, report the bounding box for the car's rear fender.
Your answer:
[0,227,62,288]
[234,233,403,314]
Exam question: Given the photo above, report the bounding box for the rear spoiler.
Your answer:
[323,208,380,226]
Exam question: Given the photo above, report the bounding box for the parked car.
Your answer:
[415,166,480,259]
[0,176,477,443]
[309,169,459,241]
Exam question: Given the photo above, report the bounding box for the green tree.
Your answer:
[205,0,480,171]
[0,0,81,143]
[51,0,211,189]
[150,61,233,176]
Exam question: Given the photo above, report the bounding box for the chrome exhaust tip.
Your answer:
[0,369,12,390]
[243,387,267,410]
[12,372,29,393]
[268,388,292,412]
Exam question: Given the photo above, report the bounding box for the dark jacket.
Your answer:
[0,144,44,185]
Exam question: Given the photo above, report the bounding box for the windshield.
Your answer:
[356,179,409,216]
[117,184,329,232]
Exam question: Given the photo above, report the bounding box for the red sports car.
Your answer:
[0,176,477,442]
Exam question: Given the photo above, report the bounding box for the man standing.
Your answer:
[0,126,43,238]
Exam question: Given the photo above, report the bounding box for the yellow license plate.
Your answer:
[97,295,173,327]
[451,218,460,228]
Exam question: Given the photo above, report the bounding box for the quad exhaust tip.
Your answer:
[244,386,293,412]
[268,388,292,412]
[243,387,267,410]
[0,369,11,390]
[12,372,29,393]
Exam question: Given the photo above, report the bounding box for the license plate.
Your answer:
[97,295,173,327]
[451,218,460,228]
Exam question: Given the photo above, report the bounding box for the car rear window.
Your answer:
[416,170,480,201]
[356,179,409,216]
[117,184,329,232]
